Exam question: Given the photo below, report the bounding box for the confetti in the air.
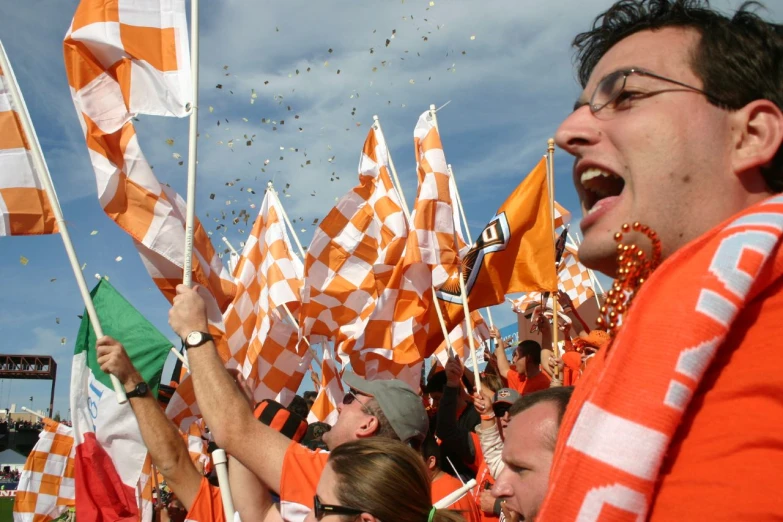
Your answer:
[20,256,28,266]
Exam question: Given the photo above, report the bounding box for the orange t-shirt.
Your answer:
[279,441,329,522]
[519,371,550,395]
[647,277,783,520]
[471,452,500,522]
[432,472,481,522]
[505,369,526,393]
[184,477,225,522]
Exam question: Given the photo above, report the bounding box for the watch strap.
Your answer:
[125,381,148,399]
[184,331,214,349]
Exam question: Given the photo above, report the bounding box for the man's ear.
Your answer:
[358,514,379,522]
[355,415,379,438]
[731,99,783,177]
[425,455,437,472]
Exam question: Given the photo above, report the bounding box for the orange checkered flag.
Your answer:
[222,189,308,404]
[433,310,490,367]
[307,347,344,426]
[14,419,76,521]
[554,201,571,229]
[0,45,57,237]
[63,0,235,314]
[345,110,459,367]
[302,123,407,341]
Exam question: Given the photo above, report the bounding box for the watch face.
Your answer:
[186,331,203,346]
[137,382,149,395]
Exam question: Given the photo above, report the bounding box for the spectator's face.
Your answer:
[492,402,559,521]
[323,389,375,450]
[428,391,442,411]
[512,351,526,374]
[555,28,738,275]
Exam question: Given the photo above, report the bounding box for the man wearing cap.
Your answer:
[168,284,429,522]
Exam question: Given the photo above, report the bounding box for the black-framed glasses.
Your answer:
[587,68,728,114]
[493,404,511,418]
[314,494,366,520]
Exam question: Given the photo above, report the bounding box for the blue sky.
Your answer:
[1,0,779,418]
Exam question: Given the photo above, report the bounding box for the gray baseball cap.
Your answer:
[342,372,428,444]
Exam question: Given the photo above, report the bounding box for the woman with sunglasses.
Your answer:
[306,438,465,522]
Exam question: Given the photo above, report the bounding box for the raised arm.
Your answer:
[489,326,511,379]
[168,284,291,493]
[96,336,202,510]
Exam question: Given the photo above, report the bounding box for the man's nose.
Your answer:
[491,468,514,499]
[554,105,602,157]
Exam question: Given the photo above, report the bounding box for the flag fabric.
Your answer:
[13,419,76,522]
[0,43,57,236]
[70,279,171,521]
[511,245,596,312]
[63,0,236,313]
[302,124,407,342]
[307,347,343,426]
[221,190,308,404]
[345,110,459,367]
[458,157,557,310]
[433,310,490,367]
[554,201,571,229]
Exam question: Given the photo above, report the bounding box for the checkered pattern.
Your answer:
[302,124,407,340]
[221,190,309,405]
[554,201,571,229]
[0,46,57,236]
[14,419,75,522]
[344,111,458,368]
[348,351,423,392]
[63,0,236,313]
[433,310,490,367]
[511,245,595,312]
[307,346,344,426]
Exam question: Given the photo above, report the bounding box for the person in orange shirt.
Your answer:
[423,434,481,522]
[489,328,550,396]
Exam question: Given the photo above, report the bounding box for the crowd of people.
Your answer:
[92,0,783,520]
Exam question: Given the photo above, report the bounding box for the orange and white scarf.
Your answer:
[538,194,783,520]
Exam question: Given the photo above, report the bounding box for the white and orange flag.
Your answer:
[307,347,344,426]
[63,0,237,429]
[511,244,595,313]
[222,189,311,404]
[0,42,57,237]
[14,419,76,522]
[554,201,571,229]
[302,123,408,343]
[63,0,235,315]
[433,310,491,367]
[345,110,459,370]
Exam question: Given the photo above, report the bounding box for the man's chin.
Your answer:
[577,239,618,278]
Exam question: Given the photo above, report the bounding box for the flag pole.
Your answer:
[182,0,200,288]
[546,141,560,370]
[0,42,127,403]
[264,185,320,367]
[267,182,306,259]
[211,449,235,521]
[430,104,481,392]
[374,115,454,354]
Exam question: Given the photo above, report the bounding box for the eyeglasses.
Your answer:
[342,389,374,416]
[313,494,366,520]
[585,68,728,114]
[493,404,511,418]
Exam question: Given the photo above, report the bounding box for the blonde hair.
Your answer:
[328,438,465,522]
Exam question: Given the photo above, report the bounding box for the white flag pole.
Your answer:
[374,116,454,355]
[211,449,235,521]
[182,0,200,287]
[430,105,481,393]
[546,141,561,369]
[434,479,478,509]
[0,42,127,403]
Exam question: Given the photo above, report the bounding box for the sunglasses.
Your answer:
[342,389,374,416]
[493,404,511,418]
[314,494,366,520]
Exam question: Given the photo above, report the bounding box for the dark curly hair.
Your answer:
[572,0,783,192]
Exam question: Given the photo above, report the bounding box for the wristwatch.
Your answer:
[126,381,149,399]
[184,330,214,349]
